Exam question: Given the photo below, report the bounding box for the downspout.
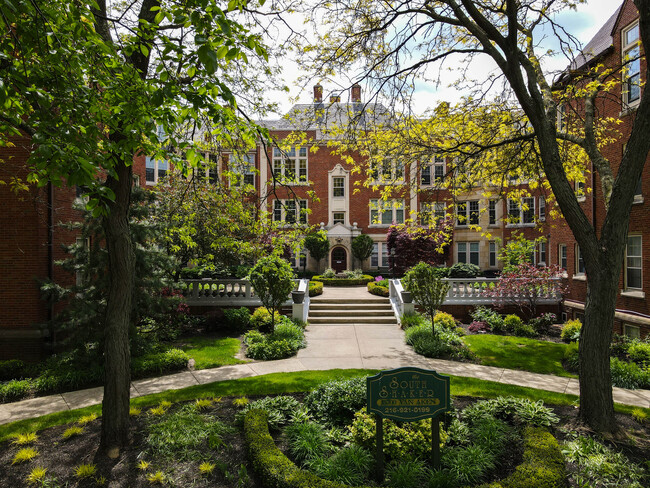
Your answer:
[47,182,55,348]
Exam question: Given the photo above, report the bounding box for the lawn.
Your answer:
[174,336,247,370]
[462,334,576,378]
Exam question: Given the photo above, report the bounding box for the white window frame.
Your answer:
[145,156,169,185]
[273,146,308,184]
[537,241,547,266]
[75,237,90,286]
[488,200,497,226]
[332,212,345,225]
[622,22,641,107]
[539,196,546,221]
[489,241,497,268]
[289,249,307,269]
[230,153,256,188]
[558,244,567,270]
[625,235,642,290]
[420,156,445,186]
[575,180,586,202]
[273,199,308,225]
[623,323,641,340]
[456,200,479,227]
[575,244,585,277]
[420,202,445,225]
[370,242,389,268]
[506,197,535,226]
[332,176,345,197]
[370,199,405,226]
[457,242,479,266]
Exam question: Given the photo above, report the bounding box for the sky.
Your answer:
[269,0,624,115]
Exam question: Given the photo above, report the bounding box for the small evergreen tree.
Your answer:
[402,262,451,333]
[249,256,295,334]
[351,234,374,269]
[303,231,330,273]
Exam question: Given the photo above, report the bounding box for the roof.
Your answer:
[569,5,621,70]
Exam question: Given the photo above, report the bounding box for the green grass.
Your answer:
[175,336,246,369]
[462,335,576,378]
[1,369,647,443]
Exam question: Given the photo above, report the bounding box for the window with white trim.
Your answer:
[333,212,345,225]
[575,180,586,200]
[507,197,535,225]
[575,245,585,275]
[230,153,255,187]
[273,146,307,183]
[289,250,307,269]
[456,200,479,226]
[488,200,497,225]
[558,244,567,270]
[626,235,642,290]
[420,202,446,225]
[273,199,308,224]
[537,241,547,266]
[371,242,389,268]
[622,22,641,106]
[370,157,404,183]
[333,177,345,197]
[458,242,479,266]
[145,157,169,184]
[420,155,445,186]
[489,241,497,268]
[370,199,404,225]
[624,323,641,340]
[539,196,546,221]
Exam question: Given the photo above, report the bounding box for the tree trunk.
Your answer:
[578,266,618,432]
[100,159,135,453]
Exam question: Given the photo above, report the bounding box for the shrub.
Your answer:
[462,397,559,427]
[469,321,491,333]
[246,339,296,360]
[560,319,582,342]
[131,348,189,378]
[449,262,481,278]
[513,322,537,338]
[0,379,33,402]
[367,282,389,297]
[304,377,366,426]
[610,357,650,390]
[349,407,446,462]
[223,307,251,332]
[405,322,470,359]
[385,458,431,488]
[308,446,373,486]
[249,255,295,333]
[321,268,336,278]
[351,234,374,266]
[471,306,505,333]
[244,320,305,360]
[403,262,451,324]
[627,340,650,364]
[562,342,580,373]
[0,359,28,381]
[309,281,323,297]
[285,422,331,464]
[311,274,374,286]
[234,264,252,279]
[528,313,557,335]
[434,311,456,330]
[250,307,282,330]
[503,314,523,333]
[343,269,364,279]
[441,444,496,486]
[237,395,302,430]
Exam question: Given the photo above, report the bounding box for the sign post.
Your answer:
[367,367,451,481]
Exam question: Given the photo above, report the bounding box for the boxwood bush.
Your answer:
[309,281,323,297]
[304,377,366,426]
[311,275,374,286]
[367,282,389,297]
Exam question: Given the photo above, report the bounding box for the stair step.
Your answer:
[308,316,397,324]
[310,298,389,304]
[309,304,392,311]
[309,310,394,317]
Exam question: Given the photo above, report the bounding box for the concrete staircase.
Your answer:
[308,296,397,326]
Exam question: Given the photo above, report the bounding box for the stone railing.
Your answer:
[181,278,310,321]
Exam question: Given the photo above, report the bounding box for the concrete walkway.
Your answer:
[1,286,649,426]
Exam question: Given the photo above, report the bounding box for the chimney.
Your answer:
[314,84,323,103]
[330,94,341,103]
[351,83,361,103]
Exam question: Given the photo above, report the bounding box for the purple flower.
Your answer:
[375,276,383,281]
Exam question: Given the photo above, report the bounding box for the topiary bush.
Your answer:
[304,377,366,426]
[449,262,481,278]
[312,275,374,286]
[560,319,582,342]
[367,282,389,297]
[503,314,523,334]
[0,359,28,381]
[309,281,323,297]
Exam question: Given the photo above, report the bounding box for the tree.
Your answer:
[498,233,539,274]
[351,234,374,269]
[386,220,453,276]
[304,231,330,273]
[249,255,296,333]
[0,0,272,453]
[485,263,566,320]
[300,0,650,433]
[402,262,451,329]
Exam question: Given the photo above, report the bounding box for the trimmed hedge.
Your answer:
[311,275,374,286]
[245,409,370,488]
[309,281,323,297]
[479,427,566,488]
[367,282,389,297]
[247,410,566,488]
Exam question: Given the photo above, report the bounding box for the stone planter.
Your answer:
[292,290,305,304]
[401,291,413,303]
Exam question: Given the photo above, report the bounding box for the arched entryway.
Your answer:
[331,247,347,274]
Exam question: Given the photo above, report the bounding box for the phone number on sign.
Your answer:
[383,407,431,414]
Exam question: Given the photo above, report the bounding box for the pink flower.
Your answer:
[375,276,383,281]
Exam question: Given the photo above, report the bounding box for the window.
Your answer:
[622,22,641,105]
[133,175,140,187]
[539,196,546,221]
[556,103,566,132]
[145,157,169,184]
[558,244,567,270]
[458,242,479,266]
[231,153,255,187]
[273,199,307,224]
[370,199,404,225]
[420,202,445,225]
[273,146,307,183]
[575,245,585,275]
[538,241,547,266]
[489,241,497,268]
[370,157,404,183]
[634,176,643,202]
[289,250,307,269]
[421,156,445,186]
[370,242,390,267]
[626,235,642,289]
[371,243,379,267]
[333,212,345,225]
[333,177,345,197]
[488,200,497,225]
[456,200,479,226]
[624,324,641,340]
[507,197,535,225]
[575,180,586,200]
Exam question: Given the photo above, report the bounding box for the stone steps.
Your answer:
[308,296,397,326]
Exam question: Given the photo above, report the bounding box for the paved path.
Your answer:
[1,286,649,426]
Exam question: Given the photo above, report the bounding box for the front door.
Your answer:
[331,247,347,274]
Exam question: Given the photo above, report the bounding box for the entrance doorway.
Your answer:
[331,247,347,274]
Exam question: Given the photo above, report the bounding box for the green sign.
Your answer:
[367,367,451,422]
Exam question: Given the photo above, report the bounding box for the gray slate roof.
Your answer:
[570,5,621,70]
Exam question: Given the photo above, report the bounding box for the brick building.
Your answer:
[549,0,649,338]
